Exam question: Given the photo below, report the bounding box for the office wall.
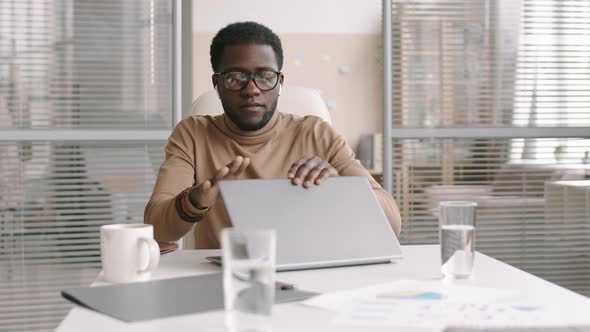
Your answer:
[192,0,383,149]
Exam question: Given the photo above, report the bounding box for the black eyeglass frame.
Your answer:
[214,70,282,91]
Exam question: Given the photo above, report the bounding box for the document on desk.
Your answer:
[333,300,589,329]
[304,279,512,312]
[303,280,590,329]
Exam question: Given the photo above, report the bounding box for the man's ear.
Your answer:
[211,74,220,99]
[278,74,285,96]
[214,84,220,99]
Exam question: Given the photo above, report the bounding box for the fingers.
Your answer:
[211,165,230,186]
[198,180,215,206]
[191,156,250,209]
[302,164,324,188]
[227,156,251,177]
[200,179,211,192]
[227,156,243,174]
[313,167,338,185]
[290,156,317,185]
[212,156,250,184]
[236,157,250,175]
[190,179,216,208]
[289,156,338,188]
[303,161,338,188]
[287,156,311,180]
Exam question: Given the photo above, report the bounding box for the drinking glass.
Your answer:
[222,228,276,332]
[439,201,477,278]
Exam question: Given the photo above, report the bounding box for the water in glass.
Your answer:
[224,258,274,332]
[441,224,475,278]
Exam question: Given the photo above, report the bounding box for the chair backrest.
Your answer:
[191,86,332,124]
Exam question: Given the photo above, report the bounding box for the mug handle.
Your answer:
[137,237,160,273]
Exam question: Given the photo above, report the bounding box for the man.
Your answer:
[145,22,401,249]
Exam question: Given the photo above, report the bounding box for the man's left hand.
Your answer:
[287,156,339,188]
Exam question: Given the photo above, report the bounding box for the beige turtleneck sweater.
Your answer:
[144,111,401,249]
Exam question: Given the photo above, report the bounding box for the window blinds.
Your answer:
[0,143,165,331]
[0,0,173,129]
[388,0,590,297]
[0,0,173,331]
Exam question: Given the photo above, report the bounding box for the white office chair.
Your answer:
[181,86,331,249]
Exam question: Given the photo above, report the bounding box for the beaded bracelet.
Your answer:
[174,187,206,223]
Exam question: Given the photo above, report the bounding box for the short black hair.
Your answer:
[210,21,284,72]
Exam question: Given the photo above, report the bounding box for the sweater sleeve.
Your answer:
[144,118,207,242]
[314,119,402,235]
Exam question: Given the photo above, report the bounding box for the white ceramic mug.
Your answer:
[100,224,160,283]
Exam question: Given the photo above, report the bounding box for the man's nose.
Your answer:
[240,78,261,96]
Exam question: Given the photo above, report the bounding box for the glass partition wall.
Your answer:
[384,0,590,296]
[0,1,176,330]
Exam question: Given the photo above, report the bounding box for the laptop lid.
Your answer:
[218,176,402,271]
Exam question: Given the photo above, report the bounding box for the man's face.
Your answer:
[213,44,283,131]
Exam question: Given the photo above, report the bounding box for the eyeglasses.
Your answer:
[215,70,281,91]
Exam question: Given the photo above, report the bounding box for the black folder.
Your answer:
[62,273,318,322]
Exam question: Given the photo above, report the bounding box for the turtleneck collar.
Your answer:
[213,110,281,145]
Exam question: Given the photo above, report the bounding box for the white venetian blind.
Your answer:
[0,0,173,331]
[388,0,590,297]
[0,0,173,129]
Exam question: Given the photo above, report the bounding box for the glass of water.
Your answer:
[221,228,276,332]
[439,201,477,278]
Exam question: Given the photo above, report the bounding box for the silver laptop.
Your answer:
[217,176,402,271]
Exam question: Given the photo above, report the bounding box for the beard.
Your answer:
[223,97,278,131]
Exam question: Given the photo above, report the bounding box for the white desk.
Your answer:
[56,245,590,332]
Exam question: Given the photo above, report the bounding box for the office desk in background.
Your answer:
[56,245,590,332]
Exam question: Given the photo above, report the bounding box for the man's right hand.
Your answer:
[188,156,250,209]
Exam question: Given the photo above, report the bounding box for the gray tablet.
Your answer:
[62,273,316,322]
